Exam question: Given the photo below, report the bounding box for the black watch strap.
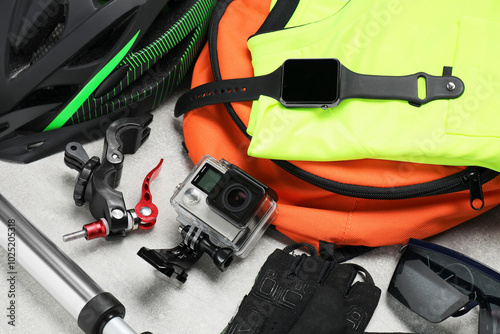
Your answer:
[174,58,465,117]
[174,67,282,117]
[340,66,464,107]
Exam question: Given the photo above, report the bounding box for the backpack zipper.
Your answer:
[206,0,499,209]
[463,169,486,210]
[274,160,494,209]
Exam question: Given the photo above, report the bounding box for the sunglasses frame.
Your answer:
[402,239,500,283]
[389,238,500,333]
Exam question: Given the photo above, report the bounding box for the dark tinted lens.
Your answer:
[389,252,470,323]
[389,241,500,328]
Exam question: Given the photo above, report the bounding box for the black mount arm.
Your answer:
[64,113,153,240]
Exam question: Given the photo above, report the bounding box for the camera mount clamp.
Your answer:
[63,113,163,242]
[138,225,234,283]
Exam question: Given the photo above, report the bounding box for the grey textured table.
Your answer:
[1,86,499,334]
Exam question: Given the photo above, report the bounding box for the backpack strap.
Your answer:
[254,0,300,35]
[319,240,376,263]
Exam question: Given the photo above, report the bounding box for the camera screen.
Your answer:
[192,164,223,194]
[281,58,340,104]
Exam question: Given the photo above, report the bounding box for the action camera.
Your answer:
[138,155,278,282]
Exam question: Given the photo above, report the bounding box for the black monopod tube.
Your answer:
[0,193,139,334]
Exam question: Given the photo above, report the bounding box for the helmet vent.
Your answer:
[26,141,45,152]
[9,0,64,53]
[13,86,78,112]
[0,123,9,136]
[31,23,65,64]
[97,0,112,6]
[66,11,134,67]
[8,2,66,78]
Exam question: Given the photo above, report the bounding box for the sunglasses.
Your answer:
[388,238,500,334]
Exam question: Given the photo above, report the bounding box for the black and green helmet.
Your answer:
[0,0,216,163]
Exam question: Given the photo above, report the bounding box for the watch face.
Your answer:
[281,58,340,107]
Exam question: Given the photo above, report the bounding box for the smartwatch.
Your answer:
[174,58,464,117]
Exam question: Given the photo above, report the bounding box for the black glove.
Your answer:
[223,243,381,334]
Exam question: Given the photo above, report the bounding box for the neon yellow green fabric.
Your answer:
[246,0,500,171]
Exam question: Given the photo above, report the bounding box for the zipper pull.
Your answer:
[463,170,484,210]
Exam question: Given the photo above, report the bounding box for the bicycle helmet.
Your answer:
[0,0,216,163]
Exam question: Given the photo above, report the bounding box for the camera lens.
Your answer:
[222,184,251,212]
[227,189,247,207]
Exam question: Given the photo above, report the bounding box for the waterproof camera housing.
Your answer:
[171,155,278,258]
[138,155,278,283]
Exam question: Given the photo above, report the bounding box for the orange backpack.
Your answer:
[181,0,500,248]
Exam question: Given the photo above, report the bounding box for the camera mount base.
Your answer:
[138,225,234,283]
